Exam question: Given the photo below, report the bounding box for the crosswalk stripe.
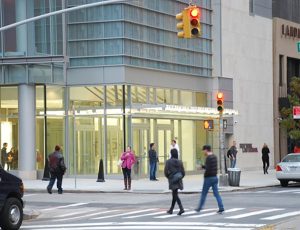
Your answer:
[226,209,284,219]
[53,210,121,222]
[21,222,264,230]
[255,190,271,193]
[155,209,214,219]
[42,203,88,212]
[55,209,97,218]
[92,209,157,220]
[271,189,300,194]
[261,210,300,220]
[186,208,244,219]
[123,210,166,219]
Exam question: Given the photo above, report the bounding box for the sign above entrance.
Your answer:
[293,106,300,119]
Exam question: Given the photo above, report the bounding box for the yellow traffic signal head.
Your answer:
[188,6,201,37]
[216,92,224,114]
[176,6,202,39]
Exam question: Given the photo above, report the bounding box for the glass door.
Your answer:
[157,128,172,173]
[132,127,149,177]
[73,117,101,175]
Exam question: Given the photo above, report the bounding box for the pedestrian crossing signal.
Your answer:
[204,120,213,130]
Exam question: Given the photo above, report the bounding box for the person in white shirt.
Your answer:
[169,139,180,159]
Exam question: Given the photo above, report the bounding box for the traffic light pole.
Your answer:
[219,114,228,186]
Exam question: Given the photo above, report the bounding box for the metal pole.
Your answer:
[219,113,228,186]
[0,0,128,32]
[72,105,77,189]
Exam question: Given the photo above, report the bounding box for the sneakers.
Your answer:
[217,209,225,214]
[194,208,201,212]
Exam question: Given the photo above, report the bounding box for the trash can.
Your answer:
[227,168,241,186]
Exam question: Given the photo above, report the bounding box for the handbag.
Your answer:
[117,159,123,167]
[170,171,183,184]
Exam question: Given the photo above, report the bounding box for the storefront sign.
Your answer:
[282,24,300,39]
[293,106,300,119]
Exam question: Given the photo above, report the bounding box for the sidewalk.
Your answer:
[23,169,279,194]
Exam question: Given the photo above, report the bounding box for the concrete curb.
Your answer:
[24,184,278,195]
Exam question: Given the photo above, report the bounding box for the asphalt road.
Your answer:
[20,185,300,230]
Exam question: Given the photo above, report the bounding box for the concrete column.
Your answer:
[18,84,36,179]
[16,0,27,55]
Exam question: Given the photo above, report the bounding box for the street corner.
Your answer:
[23,209,41,220]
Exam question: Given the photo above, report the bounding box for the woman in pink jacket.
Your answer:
[120,146,136,190]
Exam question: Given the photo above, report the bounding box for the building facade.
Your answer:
[213,0,274,170]
[0,0,276,179]
[1,0,235,179]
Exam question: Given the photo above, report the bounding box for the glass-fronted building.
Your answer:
[0,0,233,179]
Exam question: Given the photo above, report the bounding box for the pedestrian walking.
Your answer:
[120,146,136,190]
[6,147,14,171]
[262,143,270,174]
[169,139,180,159]
[164,148,185,216]
[195,145,224,214]
[228,141,238,168]
[1,143,8,170]
[148,143,158,181]
[47,145,67,194]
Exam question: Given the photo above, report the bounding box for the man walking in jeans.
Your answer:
[47,145,66,194]
[195,145,224,214]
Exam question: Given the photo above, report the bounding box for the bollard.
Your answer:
[96,159,105,182]
[42,157,50,181]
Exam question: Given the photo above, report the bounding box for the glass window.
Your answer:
[106,85,126,107]
[46,86,64,109]
[70,86,104,109]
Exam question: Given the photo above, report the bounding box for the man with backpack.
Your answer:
[47,145,66,194]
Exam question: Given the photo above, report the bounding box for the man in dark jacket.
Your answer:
[228,141,238,168]
[1,143,7,169]
[164,149,185,215]
[149,143,158,181]
[195,145,224,214]
[47,145,66,194]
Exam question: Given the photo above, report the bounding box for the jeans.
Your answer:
[197,176,224,211]
[47,172,63,193]
[262,157,269,174]
[149,162,157,180]
[230,158,236,168]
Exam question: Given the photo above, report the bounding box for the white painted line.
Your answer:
[24,194,38,197]
[271,189,300,194]
[92,209,157,220]
[21,222,265,229]
[54,209,97,218]
[41,203,88,212]
[123,210,166,219]
[155,208,213,219]
[53,210,120,222]
[255,190,271,193]
[261,210,300,220]
[226,208,284,219]
[187,208,245,219]
[21,227,254,230]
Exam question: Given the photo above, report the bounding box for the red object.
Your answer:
[293,106,300,119]
[190,8,200,18]
[120,151,136,169]
[294,146,300,153]
[276,165,282,171]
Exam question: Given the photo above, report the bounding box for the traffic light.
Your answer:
[204,120,213,130]
[188,6,201,38]
[176,9,189,38]
[216,92,224,114]
[176,5,201,38]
